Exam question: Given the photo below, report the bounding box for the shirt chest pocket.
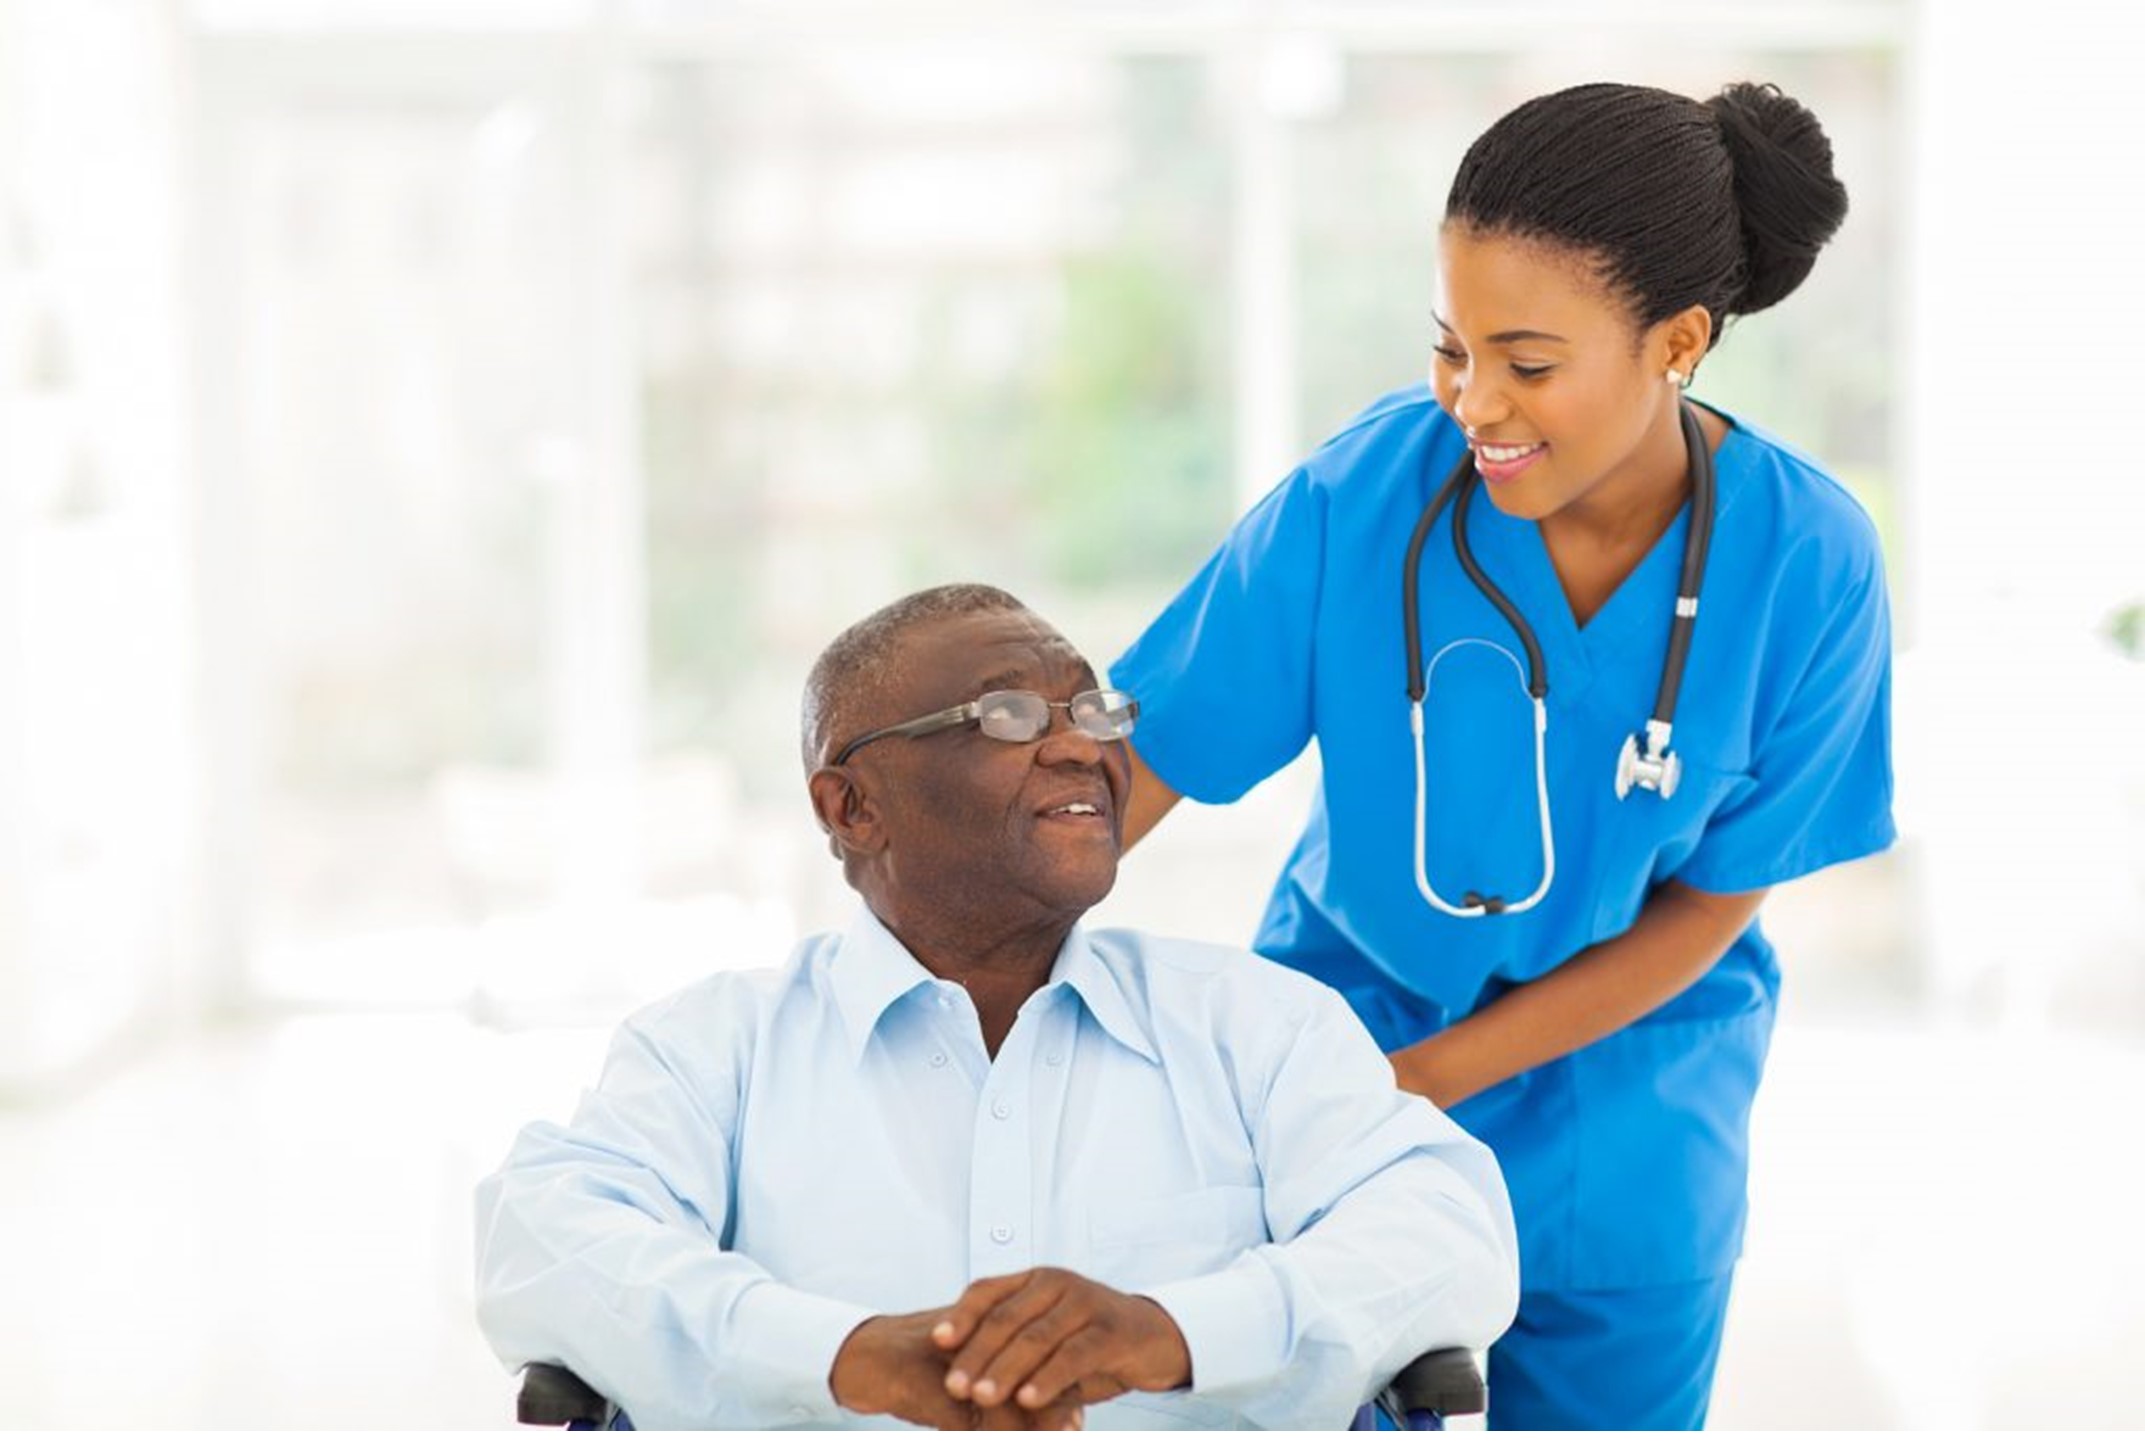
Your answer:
[1083,1184,1268,1292]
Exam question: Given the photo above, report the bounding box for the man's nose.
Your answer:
[1034,710,1104,765]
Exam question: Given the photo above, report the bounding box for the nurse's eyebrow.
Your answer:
[1431,311,1569,345]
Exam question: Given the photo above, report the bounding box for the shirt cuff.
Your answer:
[725,1280,875,1425]
[1140,1250,1291,1396]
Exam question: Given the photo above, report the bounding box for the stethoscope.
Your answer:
[1402,400,1717,918]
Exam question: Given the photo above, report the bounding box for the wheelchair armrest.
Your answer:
[518,1362,613,1427]
[516,1349,1485,1428]
[1379,1346,1486,1420]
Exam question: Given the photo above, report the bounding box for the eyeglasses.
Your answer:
[830,687,1139,767]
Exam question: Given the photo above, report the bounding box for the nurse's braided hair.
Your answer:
[1445,81,1848,349]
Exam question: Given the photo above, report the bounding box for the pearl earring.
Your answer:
[1666,368,1690,390]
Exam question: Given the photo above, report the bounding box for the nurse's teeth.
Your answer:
[1478,443,1542,462]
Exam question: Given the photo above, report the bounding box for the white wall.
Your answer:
[1901,0,2145,1021]
[0,0,195,1092]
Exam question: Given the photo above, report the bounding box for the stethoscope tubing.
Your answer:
[1404,400,1716,917]
[1650,403,1717,732]
[1410,652,1555,919]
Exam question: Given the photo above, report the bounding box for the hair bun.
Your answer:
[1705,81,1849,316]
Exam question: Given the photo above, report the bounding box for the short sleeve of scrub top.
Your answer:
[1673,517,1895,895]
[1103,462,1332,802]
[1111,385,1897,1293]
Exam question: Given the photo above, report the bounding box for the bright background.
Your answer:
[2,0,2142,1428]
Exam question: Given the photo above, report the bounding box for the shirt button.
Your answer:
[990,1225,1014,1244]
[930,1051,948,1068]
[1045,1051,1063,1067]
[936,994,953,1011]
[990,1098,1011,1120]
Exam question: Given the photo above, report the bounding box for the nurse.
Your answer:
[1111,81,1894,1429]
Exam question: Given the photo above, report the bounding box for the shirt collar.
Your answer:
[1045,925,1161,1066]
[830,906,1160,1067]
[830,905,940,1063]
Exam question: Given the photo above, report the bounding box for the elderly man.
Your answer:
[474,584,1517,1429]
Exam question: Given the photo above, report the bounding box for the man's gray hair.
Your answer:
[801,583,1030,772]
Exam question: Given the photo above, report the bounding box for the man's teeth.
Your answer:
[1054,803,1099,815]
[1477,442,1541,463]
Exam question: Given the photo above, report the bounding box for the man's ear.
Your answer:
[808,765,885,859]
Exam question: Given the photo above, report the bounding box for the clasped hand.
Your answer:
[829,1267,1191,1430]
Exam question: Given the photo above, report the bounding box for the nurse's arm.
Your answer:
[1390,879,1768,1110]
[1119,744,1184,849]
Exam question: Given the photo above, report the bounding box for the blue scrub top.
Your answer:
[1112,385,1895,1292]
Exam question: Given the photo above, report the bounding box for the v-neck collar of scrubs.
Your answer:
[1464,409,1750,713]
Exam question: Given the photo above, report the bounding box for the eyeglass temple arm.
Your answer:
[882,701,978,737]
[833,701,981,764]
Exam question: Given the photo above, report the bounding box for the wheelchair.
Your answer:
[516,1347,1486,1430]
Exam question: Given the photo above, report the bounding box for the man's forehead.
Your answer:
[905,609,1090,681]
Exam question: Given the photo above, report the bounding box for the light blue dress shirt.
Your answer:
[475,906,1518,1430]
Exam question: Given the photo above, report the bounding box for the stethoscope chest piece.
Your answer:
[1614,723,1682,801]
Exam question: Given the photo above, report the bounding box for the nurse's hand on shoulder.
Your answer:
[830,1306,1086,1429]
[934,1266,1192,1415]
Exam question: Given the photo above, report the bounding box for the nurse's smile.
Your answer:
[1471,441,1547,484]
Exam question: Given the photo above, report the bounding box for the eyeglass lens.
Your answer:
[974,690,1136,743]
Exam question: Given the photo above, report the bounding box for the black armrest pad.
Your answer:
[516,1350,1483,1426]
[1381,1346,1487,1418]
[518,1362,611,1427]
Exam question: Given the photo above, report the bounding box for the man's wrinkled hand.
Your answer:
[830,1310,1084,1430]
[931,1267,1191,1414]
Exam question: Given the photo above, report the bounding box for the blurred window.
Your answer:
[198,43,580,1003]
[635,48,1233,845]
[1292,47,1900,552]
